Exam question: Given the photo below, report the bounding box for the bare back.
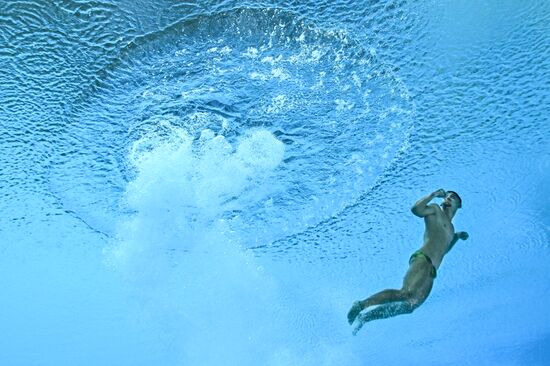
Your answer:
[419,204,455,269]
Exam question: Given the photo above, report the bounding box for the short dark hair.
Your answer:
[447,190,462,208]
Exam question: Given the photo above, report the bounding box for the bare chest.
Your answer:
[424,213,455,243]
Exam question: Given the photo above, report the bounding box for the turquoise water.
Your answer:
[1,1,549,365]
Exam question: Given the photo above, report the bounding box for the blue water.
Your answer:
[1,1,549,365]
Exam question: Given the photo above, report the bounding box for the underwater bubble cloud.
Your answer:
[52,8,413,245]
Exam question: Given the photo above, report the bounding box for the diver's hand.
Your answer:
[458,231,469,240]
[347,301,363,325]
[432,189,446,198]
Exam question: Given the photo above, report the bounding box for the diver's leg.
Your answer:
[363,289,409,306]
[347,289,408,324]
[402,259,434,304]
[351,260,434,334]
[352,300,415,335]
[347,261,425,324]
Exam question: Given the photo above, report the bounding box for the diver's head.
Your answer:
[441,190,462,210]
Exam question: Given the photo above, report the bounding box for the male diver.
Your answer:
[347,189,469,335]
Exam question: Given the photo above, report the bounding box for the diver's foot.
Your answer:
[352,314,367,335]
[347,301,364,324]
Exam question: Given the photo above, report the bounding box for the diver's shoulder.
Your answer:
[428,203,442,212]
[424,203,444,218]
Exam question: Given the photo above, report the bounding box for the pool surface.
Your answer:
[1,1,549,365]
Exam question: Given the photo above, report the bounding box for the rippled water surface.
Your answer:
[1,1,549,365]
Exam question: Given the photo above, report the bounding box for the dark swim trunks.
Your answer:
[409,250,437,278]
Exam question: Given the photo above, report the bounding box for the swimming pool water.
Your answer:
[0,1,549,365]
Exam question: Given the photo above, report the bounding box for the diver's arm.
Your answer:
[411,189,445,217]
[446,231,469,253]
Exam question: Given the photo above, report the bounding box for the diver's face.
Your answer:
[442,192,460,209]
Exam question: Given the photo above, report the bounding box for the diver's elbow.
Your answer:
[410,206,422,217]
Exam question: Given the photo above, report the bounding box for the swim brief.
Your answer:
[409,250,437,278]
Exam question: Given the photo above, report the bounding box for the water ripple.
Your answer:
[49,8,413,243]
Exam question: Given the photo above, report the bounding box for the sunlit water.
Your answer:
[1,1,549,365]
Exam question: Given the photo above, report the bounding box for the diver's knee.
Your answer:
[394,289,420,313]
[405,298,424,313]
[400,290,423,313]
[399,294,418,313]
[400,289,413,299]
[402,301,415,313]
